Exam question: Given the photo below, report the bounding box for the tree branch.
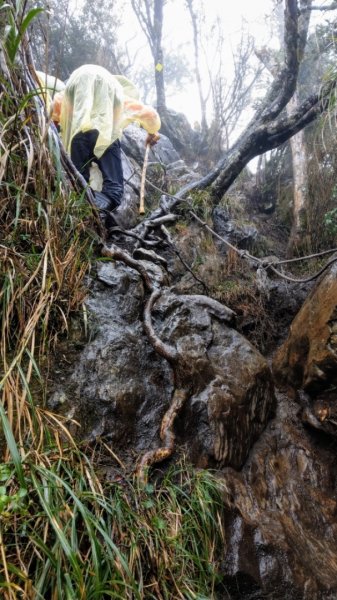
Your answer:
[300,1,337,10]
[173,0,337,203]
[255,0,299,124]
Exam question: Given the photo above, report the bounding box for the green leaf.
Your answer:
[143,499,155,509]
[17,487,28,499]
[31,470,83,586]
[144,483,154,494]
[0,464,12,481]
[6,7,44,63]
[151,516,166,530]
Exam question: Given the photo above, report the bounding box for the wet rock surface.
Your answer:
[273,260,337,393]
[216,259,337,599]
[273,260,337,437]
[152,292,275,469]
[213,206,259,252]
[56,261,275,472]
[159,108,204,161]
[47,212,337,599]
[221,391,337,599]
[122,124,180,166]
[63,261,172,452]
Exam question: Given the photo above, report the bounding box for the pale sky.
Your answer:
[121,0,333,131]
[70,0,331,133]
[120,0,275,126]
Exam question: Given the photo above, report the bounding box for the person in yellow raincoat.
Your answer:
[52,64,160,215]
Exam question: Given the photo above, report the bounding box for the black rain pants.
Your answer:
[70,129,124,211]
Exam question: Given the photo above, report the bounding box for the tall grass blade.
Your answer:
[0,400,26,488]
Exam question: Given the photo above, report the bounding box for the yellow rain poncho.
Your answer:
[59,64,161,159]
[35,71,65,115]
[36,71,65,96]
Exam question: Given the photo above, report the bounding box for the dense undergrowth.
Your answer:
[1,441,226,599]
[0,3,228,598]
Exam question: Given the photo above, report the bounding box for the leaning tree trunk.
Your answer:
[253,0,311,257]
[173,0,337,219]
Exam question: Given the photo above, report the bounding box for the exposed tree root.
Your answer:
[101,243,155,291]
[177,294,236,324]
[100,239,193,482]
[102,215,237,484]
[136,388,189,485]
[133,247,168,268]
[107,227,162,247]
[143,289,177,362]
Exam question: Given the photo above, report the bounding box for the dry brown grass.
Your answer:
[0,13,97,455]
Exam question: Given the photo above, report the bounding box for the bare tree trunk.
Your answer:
[277,0,311,254]
[255,0,311,255]
[131,0,166,115]
[185,0,208,134]
[153,0,166,113]
[286,91,309,254]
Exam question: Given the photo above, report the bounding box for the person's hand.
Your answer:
[146,132,160,147]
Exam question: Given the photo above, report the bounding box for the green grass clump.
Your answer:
[0,0,97,453]
[0,432,226,599]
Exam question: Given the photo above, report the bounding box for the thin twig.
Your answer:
[140,176,337,276]
[161,224,209,293]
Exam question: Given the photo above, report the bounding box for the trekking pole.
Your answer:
[139,142,150,215]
